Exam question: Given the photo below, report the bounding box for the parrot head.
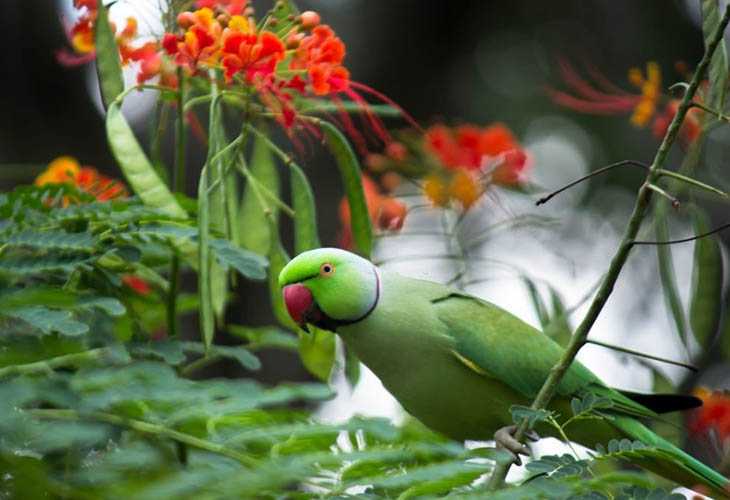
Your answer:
[278,248,380,332]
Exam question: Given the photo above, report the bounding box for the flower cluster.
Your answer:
[60,1,396,145]
[337,175,406,250]
[548,57,702,144]
[688,387,730,441]
[35,156,128,201]
[364,123,529,211]
[60,0,172,85]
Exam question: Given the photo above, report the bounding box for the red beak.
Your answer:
[282,284,313,332]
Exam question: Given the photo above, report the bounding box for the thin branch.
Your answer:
[655,168,728,198]
[487,4,730,489]
[0,348,110,379]
[535,160,649,206]
[646,183,680,210]
[689,99,730,122]
[27,409,259,467]
[632,222,730,246]
[586,339,697,372]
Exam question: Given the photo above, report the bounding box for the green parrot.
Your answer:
[279,247,729,498]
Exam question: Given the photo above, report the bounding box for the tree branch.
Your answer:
[487,4,730,489]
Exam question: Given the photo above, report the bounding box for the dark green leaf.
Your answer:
[209,238,268,280]
[93,1,123,109]
[182,341,261,371]
[344,342,361,387]
[6,306,88,336]
[320,121,372,258]
[228,324,299,350]
[510,405,552,428]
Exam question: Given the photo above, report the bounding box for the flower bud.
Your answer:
[176,11,196,29]
[298,10,321,30]
[386,141,407,162]
[286,32,304,49]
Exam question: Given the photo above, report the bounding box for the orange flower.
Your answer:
[423,171,483,210]
[291,25,349,95]
[688,387,730,440]
[35,157,128,201]
[337,175,406,249]
[220,17,285,83]
[163,8,223,72]
[628,62,661,127]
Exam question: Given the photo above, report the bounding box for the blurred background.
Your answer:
[2,0,729,468]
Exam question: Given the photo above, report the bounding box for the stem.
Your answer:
[27,409,259,467]
[168,66,186,339]
[655,168,727,198]
[586,339,697,372]
[0,348,109,379]
[486,5,730,489]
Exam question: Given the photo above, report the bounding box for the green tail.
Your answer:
[613,416,730,499]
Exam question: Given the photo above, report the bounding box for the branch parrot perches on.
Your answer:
[279,247,730,499]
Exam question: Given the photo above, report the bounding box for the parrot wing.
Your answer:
[432,291,659,420]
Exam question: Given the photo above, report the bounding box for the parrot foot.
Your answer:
[494,425,532,466]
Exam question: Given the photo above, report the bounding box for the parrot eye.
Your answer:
[319,263,335,277]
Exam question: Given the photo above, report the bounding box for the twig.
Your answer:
[486,4,730,489]
[535,160,649,206]
[27,408,259,467]
[0,348,109,379]
[646,183,680,210]
[586,339,697,372]
[632,222,730,246]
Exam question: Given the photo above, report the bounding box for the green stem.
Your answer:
[655,168,727,197]
[0,348,109,379]
[168,66,187,339]
[486,4,730,490]
[27,409,259,467]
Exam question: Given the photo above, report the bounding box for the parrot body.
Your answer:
[279,248,729,498]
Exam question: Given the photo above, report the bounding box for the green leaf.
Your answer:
[654,215,687,343]
[182,341,261,371]
[128,340,186,365]
[6,306,88,336]
[701,0,729,114]
[106,102,188,219]
[228,325,299,350]
[1,229,98,252]
[290,163,320,254]
[239,128,279,255]
[319,121,373,258]
[510,405,552,428]
[523,277,551,329]
[198,166,215,351]
[93,1,123,109]
[298,328,336,382]
[689,208,723,348]
[544,287,572,347]
[209,238,267,280]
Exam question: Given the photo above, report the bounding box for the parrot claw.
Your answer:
[494,425,531,466]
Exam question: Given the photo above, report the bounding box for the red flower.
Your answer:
[122,274,151,294]
[195,0,248,16]
[689,387,730,440]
